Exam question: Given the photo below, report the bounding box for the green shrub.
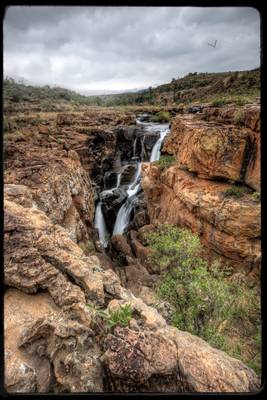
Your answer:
[251,191,261,202]
[234,110,245,126]
[151,111,171,123]
[211,98,228,107]
[87,303,132,332]
[144,224,203,272]
[223,185,246,198]
[155,155,175,170]
[145,224,261,374]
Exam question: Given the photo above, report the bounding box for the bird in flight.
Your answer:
[208,40,218,48]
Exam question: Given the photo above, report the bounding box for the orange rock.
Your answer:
[142,164,261,272]
[164,115,249,181]
[245,130,260,191]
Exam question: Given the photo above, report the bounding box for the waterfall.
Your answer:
[150,126,169,162]
[113,162,141,235]
[141,135,146,160]
[133,137,137,157]
[113,199,133,236]
[94,115,170,241]
[112,123,169,237]
[127,162,141,197]
[94,202,109,248]
[116,172,122,188]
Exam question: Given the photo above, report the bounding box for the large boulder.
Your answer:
[103,300,260,393]
[163,114,255,183]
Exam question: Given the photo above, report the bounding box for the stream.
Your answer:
[94,115,170,247]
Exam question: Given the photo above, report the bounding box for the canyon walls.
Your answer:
[142,105,261,277]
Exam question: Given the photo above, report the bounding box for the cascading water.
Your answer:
[112,120,169,236]
[150,125,169,162]
[94,201,109,248]
[94,115,170,245]
[133,137,137,157]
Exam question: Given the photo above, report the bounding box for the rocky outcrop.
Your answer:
[103,300,260,393]
[200,104,260,132]
[164,114,255,183]
[244,130,260,191]
[142,164,261,273]
[4,148,96,243]
[4,198,120,306]
[4,193,260,393]
[4,104,261,393]
[145,105,261,274]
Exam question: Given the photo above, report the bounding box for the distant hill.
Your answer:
[99,67,260,106]
[3,67,260,112]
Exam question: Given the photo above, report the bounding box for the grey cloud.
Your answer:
[4,6,260,92]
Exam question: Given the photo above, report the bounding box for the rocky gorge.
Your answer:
[3,101,261,393]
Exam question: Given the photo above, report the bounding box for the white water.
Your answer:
[133,137,137,157]
[150,125,169,162]
[112,121,169,236]
[94,202,109,248]
[113,162,141,235]
[112,199,133,236]
[116,172,122,188]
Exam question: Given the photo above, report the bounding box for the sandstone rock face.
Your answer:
[4,105,261,393]
[142,164,261,272]
[199,105,261,190]
[103,300,260,393]
[4,289,59,393]
[245,130,260,191]
[4,149,95,243]
[164,115,250,182]
[4,198,106,305]
[201,104,260,132]
[105,327,178,385]
[4,194,260,393]
[19,313,103,393]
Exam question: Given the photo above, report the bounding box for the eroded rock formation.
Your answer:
[4,106,261,393]
[142,105,261,275]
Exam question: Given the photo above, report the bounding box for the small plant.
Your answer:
[251,191,261,202]
[155,155,175,170]
[86,303,132,333]
[104,304,132,331]
[211,98,228,107]
[151,111,171,123]
[223,185,246,198]
[234,109,245,126]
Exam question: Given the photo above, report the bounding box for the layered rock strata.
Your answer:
[142,105,261,274]
[4,193,260,393]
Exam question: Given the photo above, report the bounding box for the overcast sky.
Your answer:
[4,6,260,94]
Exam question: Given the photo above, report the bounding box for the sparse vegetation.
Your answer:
[234,109,245,126]
[86,303,132,333]
[223,185,247,198]
[211,98,228,107]
[151,111,171,123]
[144,224,261,375]
[155,155,175,170]
[251,191,261,202]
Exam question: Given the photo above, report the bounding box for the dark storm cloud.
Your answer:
[4,6,260,93]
